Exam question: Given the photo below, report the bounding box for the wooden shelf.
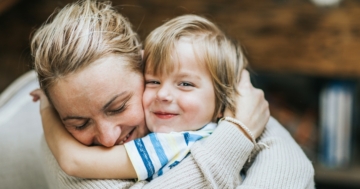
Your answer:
[3,0,360,93]
[220,1,360,78]
[117,0,360,78]
[0,0,20,15]
[315,163,360,187]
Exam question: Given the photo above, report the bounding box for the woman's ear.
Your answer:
[141,50,144,59]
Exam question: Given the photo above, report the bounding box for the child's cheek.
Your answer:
[142,88,155,131]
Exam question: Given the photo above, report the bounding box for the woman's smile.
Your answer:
[118,127,136,145]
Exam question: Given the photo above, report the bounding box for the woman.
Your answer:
[31,0,314,188]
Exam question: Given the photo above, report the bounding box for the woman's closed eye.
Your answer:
[74,119,90,130]
[108,103,127,115]
[107,94,131,115]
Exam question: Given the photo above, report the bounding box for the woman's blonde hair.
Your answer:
[143,14,248,120]
[31,0,142,98]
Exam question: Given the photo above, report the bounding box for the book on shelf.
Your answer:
[319,81,355,168]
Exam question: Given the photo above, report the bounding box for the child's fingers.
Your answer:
[32,96,40,102]
[30,89,39,97]
[30,89,40,102]
[238,70,252,88]
[30,89,46,102]
[30,89,45,97]
[225,69,269,138]
[30,88,42,95]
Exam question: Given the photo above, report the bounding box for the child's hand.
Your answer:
[224,70,269,139]
[30,89,53,112]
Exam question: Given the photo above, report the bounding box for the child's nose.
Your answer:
[156,85,173,102]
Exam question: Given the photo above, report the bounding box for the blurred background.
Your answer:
[0,0,359,188]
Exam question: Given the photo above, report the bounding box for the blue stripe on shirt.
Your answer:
[158,169,163,177]
[183,133,190,145]
[134,139,155,178]
[149,133,168,167]
[186,133,204,142]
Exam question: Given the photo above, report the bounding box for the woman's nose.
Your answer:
[95,120,120,147]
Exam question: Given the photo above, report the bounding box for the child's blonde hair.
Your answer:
[31,0,142,98]
[143,14,248,120]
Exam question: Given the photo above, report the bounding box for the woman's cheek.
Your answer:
[69,129,94,146]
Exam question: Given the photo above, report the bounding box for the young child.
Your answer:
[34,14,248,181]
[123,14,248,180]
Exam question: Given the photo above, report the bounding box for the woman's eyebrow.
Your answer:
[63,116,87,121]
[102,91,127,110]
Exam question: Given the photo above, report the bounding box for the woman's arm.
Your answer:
[238,117,315,189]
[142,121,255,188]
[31,89,136,179]
[228,71,315,189]
[144,122,315,189]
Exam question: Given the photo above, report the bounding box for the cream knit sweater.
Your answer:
[41,117,315,189]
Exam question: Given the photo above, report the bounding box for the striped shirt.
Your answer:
[124,122,216,181]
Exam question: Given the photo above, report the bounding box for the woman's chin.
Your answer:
[125,125,147,143]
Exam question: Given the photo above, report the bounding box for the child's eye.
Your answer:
[145,80,160,85]
[74,120,90,130]
[179,82,194,87]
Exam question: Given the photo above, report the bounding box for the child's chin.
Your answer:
[151,125,174,133]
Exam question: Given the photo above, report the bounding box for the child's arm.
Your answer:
[30,89,136,179]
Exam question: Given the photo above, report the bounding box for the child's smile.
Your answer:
[152,111,179,119]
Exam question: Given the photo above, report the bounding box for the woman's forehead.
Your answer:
[49,57,144,114]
